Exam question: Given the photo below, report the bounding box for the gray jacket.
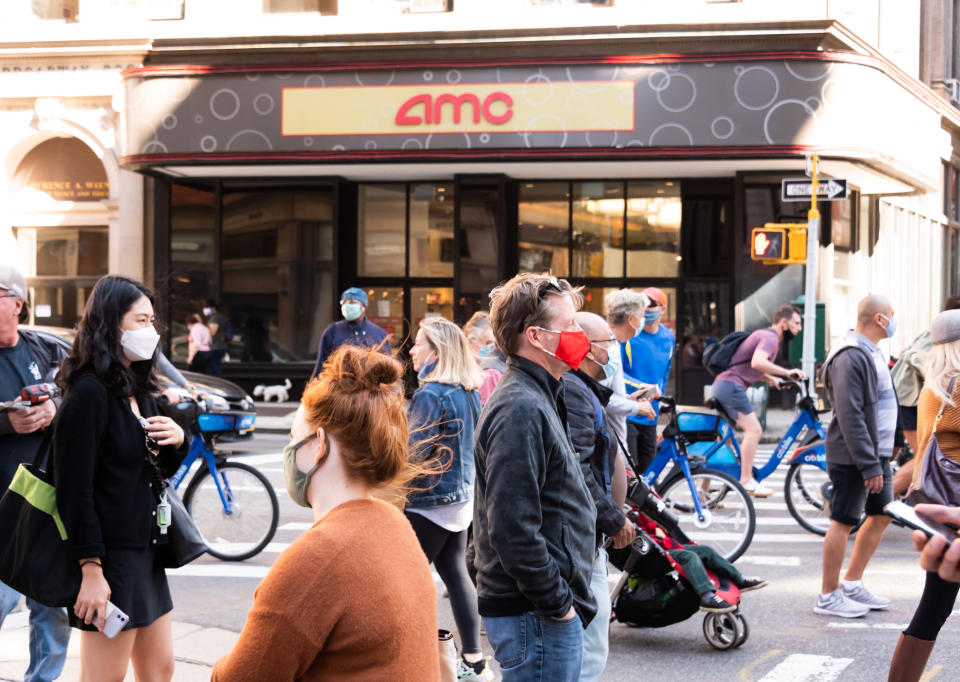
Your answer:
[823,341,882,479]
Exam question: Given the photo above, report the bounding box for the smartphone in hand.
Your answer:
[101,600,130,638]
[884,500,960,541]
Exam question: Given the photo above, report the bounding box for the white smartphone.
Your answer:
[884,500,960,541]
[101,600,130,638]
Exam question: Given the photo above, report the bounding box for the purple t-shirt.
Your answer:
[715,329,780,388]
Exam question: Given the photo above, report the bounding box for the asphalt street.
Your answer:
[164,433,958,681]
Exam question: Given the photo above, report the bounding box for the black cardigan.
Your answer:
[52,372,186,561]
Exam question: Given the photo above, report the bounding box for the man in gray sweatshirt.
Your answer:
[816,295,898,618]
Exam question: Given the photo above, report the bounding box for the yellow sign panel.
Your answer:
[281,81,635,136]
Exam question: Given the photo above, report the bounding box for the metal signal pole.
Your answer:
[803,154,820,397]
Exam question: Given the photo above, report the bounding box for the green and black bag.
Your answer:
[0,420,81,607]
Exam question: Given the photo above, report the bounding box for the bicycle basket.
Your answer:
[676,407,723,443]
[197,411,256,435]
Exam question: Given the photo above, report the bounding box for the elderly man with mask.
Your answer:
[561,311,638,682]
[312,287,388,378]
[0,264,71,682]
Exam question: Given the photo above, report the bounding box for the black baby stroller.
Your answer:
[607,476,750,650]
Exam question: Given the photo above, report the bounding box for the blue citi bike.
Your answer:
[639,396,757,563]
[166,396,280,561]
[678,381,840,536]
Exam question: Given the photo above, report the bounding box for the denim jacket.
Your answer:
[406,376,481,509]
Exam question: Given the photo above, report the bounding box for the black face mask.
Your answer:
[783,328,796,343]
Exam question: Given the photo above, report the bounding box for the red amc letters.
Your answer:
[395,91,514,126]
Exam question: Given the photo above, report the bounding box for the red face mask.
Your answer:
[535,326,591,370]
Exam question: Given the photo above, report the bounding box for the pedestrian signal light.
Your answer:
[751,227,786,260]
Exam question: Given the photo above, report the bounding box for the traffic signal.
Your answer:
[751,227,786,260]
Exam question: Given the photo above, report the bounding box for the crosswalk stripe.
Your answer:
[758,654,853,681]
[278,522,312,531]
[168,564,270,579]
[686,533,823,543]
[737,555,801,566]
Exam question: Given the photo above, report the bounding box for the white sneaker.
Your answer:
[741,478,773,497]
[842,583,891,611]
[813,589,870,618]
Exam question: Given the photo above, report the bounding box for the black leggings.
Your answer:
[904,572,960,641]
[405,512,482,655]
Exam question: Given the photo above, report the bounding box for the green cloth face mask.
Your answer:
[283,432,330,507]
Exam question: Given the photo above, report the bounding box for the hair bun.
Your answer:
[326,345,402,392]
[358,349,403,388]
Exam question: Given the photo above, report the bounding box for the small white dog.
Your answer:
[253,378,292,403]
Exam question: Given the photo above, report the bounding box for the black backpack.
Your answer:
[701,330,754,377]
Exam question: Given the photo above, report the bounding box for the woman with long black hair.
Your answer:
[53,275,185,682]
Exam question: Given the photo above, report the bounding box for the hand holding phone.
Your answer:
[884,500,960,541]
[101,601,130,638]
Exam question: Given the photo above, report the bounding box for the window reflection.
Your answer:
[458,185,500,319]
[409,183,454,277]
[169,185,216,362]
[518,182,569,275]
[411,287,454,340]
[218,191,335,362]
[358,184,406,277]
[364,288,405,348]
[626,181,681,277]
[679,282,730,402]
[573,182,624,278]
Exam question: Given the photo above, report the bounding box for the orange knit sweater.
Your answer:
[211,498,439,682]
[916,383,960,466]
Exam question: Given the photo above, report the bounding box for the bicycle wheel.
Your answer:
[183,461,279,561]
[784,462,863,536]
[657,469,756,563]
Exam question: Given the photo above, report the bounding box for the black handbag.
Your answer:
[0,421,81,607]
[142,429,207,569]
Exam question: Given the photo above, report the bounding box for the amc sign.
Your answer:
[282,81,634,136]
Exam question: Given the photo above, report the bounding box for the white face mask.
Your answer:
[120,326,160,362]
[202,307,212,316]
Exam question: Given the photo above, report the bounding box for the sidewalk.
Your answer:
[0,610,240,681]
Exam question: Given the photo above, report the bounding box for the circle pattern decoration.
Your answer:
[210,89,241,121]
[134,59,864,157]
[734,66,780,111]
[253,94,275,116]
[711,116,735,140]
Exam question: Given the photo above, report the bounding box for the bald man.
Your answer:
[816,295,898,618]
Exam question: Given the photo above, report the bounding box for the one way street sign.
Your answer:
[781,178,848,202]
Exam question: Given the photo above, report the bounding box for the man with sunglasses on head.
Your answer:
[0,264,71,682]
[474,274,597,682]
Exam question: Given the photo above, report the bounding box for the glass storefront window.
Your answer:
[626,181,681,277]
[458,185,500,319]
[358,184,406,277]
[218,190,335,362]
[169,185,217,362]
[409,183,454,278]
[679,282,731,402]
[364,287,405,348]
[411,287,454,339]
[572,182,624,278]
[518,182,569,275]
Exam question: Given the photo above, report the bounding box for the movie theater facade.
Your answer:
[121,44,959,400]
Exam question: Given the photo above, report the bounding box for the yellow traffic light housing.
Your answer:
[751,223,807,265]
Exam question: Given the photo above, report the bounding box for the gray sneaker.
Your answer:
[842,583,891,610]
[813,589,870,618]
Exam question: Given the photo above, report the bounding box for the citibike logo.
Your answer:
[395,91,514,127]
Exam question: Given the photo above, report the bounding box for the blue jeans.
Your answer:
[483,610,583,682]
[0,580,71,682]
[580,548,610,682]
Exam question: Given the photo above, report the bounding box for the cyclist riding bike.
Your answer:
[710,304,806,497]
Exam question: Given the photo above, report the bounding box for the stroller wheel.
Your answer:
[734,613,749,648]
[702,612,744,650]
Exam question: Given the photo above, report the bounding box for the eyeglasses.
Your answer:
[137,417,160,458]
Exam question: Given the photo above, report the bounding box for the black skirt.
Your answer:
[69,545,173,631]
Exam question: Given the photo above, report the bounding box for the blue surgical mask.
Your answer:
[601,350,622,381]
[644,309,661,324]
[478,344,494,358]
[879,313,897,338]
[341,302,363,322]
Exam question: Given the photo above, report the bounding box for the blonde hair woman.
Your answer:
[407,317,491,681]
[890,309,960,681]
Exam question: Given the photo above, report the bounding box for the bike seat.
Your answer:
[704,398,734,422]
